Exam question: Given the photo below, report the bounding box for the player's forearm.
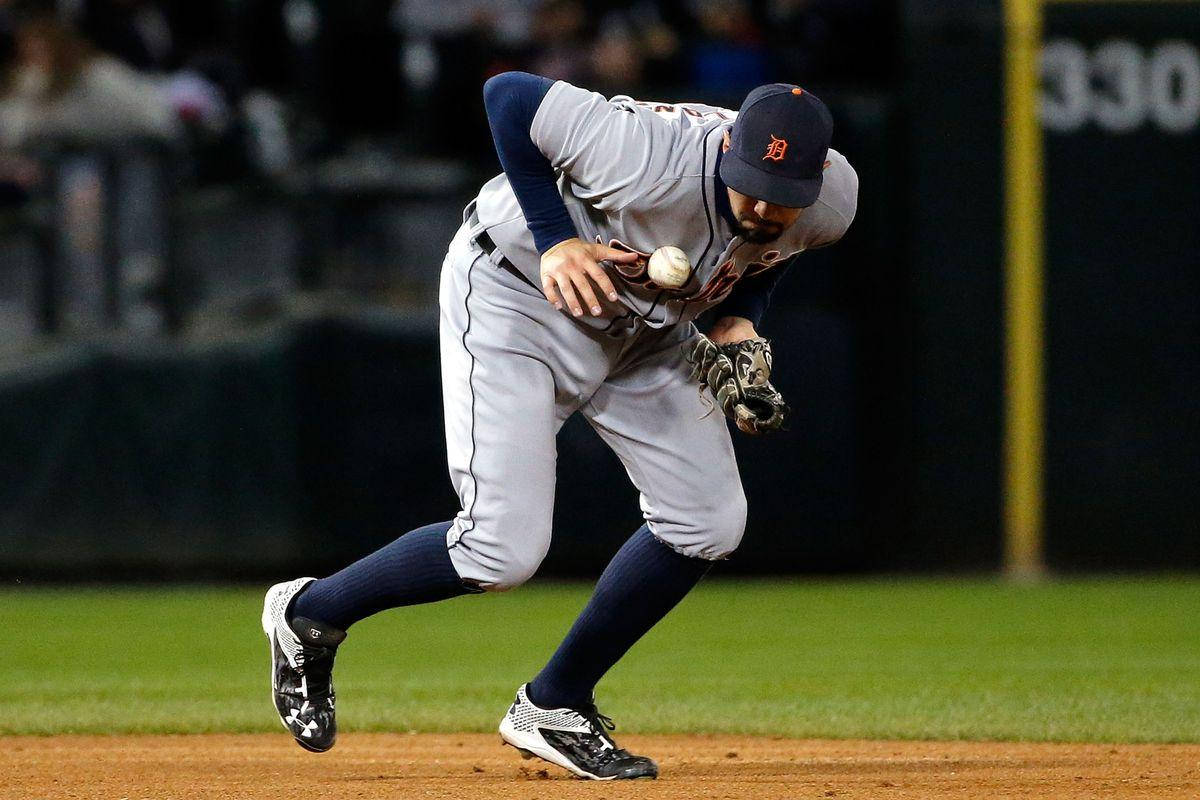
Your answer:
[709,316,759,345]
[713,254,798,330]
[482,71,578,254]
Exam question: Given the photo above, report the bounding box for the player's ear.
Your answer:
[722,130,731,152]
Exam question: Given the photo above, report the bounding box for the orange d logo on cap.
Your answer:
[763,134,788,162]
[721,83,831,208]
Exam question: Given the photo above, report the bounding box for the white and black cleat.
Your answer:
[498,684,658,780]
[261,578,346,753]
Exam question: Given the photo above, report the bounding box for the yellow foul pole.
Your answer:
[1002,0,1047,578]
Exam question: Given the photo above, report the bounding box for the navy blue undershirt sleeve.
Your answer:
[713,254,799,329]
[482,71,579,254]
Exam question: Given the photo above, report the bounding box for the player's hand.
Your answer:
[539,238,638,317]
[708,315,759,345]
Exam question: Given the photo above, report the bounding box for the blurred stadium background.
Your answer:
[0,0,1195,584]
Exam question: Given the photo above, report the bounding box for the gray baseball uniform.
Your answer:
[441,80,858,590]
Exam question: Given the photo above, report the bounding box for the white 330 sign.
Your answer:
[1041,38,1200,133]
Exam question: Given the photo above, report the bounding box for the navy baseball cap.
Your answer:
[719,84,833,209]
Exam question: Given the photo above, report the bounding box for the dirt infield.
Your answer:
[6,734,1199,799]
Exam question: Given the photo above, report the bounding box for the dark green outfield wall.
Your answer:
[898,0,1007,568]
[0,313,864,578]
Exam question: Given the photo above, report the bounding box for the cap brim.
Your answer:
[719,153,822,209]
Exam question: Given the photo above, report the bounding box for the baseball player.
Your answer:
[262,72,857,780]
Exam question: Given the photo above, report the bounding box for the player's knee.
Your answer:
[486,545,548,591]
[449,521,551,592]
[703,485,748,559]
[654,484,747,561]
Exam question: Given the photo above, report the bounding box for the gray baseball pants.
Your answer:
[439,224,745,590]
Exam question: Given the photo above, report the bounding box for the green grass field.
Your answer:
[5,578,1199,742]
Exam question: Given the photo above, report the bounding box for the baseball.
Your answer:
[647,246,692,289]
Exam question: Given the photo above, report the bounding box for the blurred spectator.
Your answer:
[0,150,37,205]
[395,0,536,47]
[589,23,645,94]
[0,5,32,205]
[528,0,591,84]
[584,0,696,90]
[77,0,261,179]
[0,14,181,149]
[688,0,769,94]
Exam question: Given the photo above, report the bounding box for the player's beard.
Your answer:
[735,214,784,244]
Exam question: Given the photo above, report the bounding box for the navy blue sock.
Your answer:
[528,525,713,709]
[291,521,477,630]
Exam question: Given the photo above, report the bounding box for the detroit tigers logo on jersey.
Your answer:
[692,248,796,304]
[605,236,794,300]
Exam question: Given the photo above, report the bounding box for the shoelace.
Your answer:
[295,646,335,696]
[577,704,638,760]
[579,704,616,733]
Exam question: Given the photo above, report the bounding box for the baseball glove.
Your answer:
[685,334,790,435]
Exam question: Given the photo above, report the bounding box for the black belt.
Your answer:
[467,208,540,291]
[472,220,501,259]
